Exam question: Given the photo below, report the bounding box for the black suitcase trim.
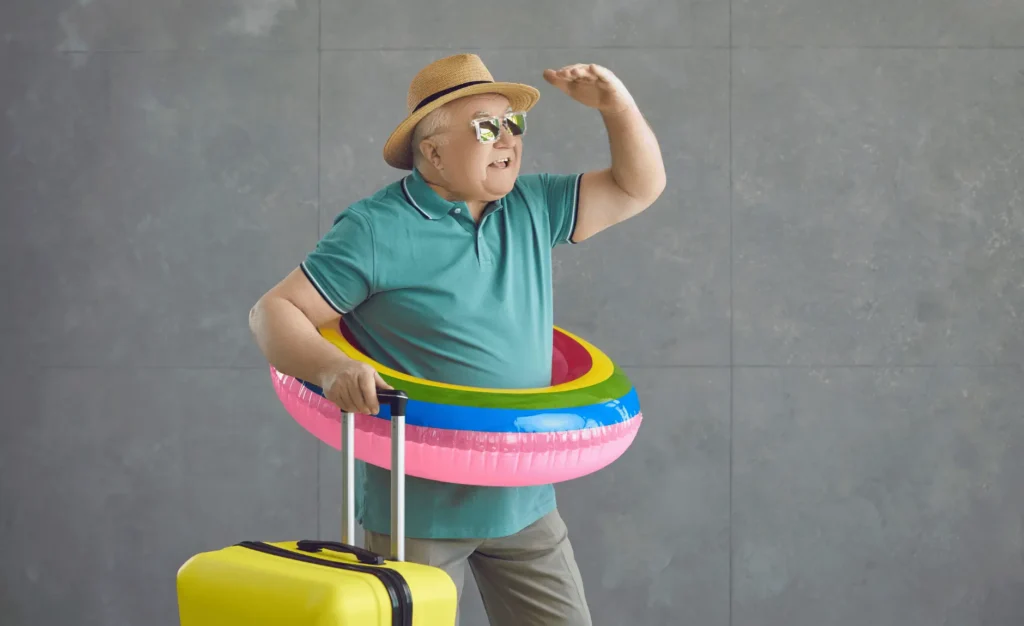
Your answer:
[236,541,412,626]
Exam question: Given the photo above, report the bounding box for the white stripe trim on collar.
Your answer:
[401,176,432,220]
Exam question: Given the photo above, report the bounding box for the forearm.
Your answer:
[602,104,666,204]
[248,296,353,387]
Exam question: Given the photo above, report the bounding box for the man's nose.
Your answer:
[494,123,515,148]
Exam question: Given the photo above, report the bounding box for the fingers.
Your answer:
[546,63,604,80]
[560,64,589,80]
[332,380,356,415]
[589,64,615,83]
[374,370,393,390]
[545,65,576,81]
[326,364,387,415]
[325,362,397,415]
[358,367,380,415]
[542,68,568,86]
[576,64,600,81]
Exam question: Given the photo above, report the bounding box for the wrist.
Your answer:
[316,352,355,387]
[599,100,639,118]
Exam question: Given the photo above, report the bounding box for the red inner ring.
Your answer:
[550,329,593,385]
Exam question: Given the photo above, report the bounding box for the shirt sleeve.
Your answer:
[518,172,583,247]
[299,209,375,315]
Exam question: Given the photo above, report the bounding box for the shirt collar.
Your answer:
[401,167,505,220]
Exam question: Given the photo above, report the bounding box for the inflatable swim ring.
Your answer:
[270,319,642,487]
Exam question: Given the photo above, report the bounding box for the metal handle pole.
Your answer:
[390,411,405,562]
[340,411,355,546]
[339,390,407,561]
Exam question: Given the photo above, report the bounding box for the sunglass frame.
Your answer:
[470,111,528,143]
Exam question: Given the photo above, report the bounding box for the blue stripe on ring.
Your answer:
[298,380,640,433]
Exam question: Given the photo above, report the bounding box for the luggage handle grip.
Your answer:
[376,388,408,417]
[341,388,409,562]
[295,540,385,565]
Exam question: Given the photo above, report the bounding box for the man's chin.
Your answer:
[484,178,516,197]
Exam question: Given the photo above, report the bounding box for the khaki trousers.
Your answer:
[365,509,592,626]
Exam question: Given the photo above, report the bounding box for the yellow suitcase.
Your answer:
[176,390,458,626]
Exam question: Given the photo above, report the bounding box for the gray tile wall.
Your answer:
[1,1,1022,625]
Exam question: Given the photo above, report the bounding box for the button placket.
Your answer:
[450,205,476,235]
[477,213,495,265]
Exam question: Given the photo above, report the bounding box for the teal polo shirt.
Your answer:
[300,166,582,539]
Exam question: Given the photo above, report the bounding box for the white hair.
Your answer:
[411,106,452,169]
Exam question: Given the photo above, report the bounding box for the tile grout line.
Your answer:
[619,363,1023,369]
[728,0,734,622]
[316,0,323,255]
[27,365,271,370]
[18,363,1022,371]
[35,44,1024,55]
[316,0,322,542]
[331,44,1024,50]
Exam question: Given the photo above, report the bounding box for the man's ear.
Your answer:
[418,139,444,171]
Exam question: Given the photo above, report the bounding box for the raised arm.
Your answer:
[543,63,667,243]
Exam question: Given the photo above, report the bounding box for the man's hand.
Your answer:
[543,63,636,114]
[319,359,393,415]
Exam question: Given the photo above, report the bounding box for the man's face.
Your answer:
[429,93,524,201]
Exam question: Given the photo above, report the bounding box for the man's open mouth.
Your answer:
[489,157,511,169]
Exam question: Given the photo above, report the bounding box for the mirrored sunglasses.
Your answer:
[470,111,528,143]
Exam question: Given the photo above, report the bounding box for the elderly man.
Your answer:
[249,53,665,625]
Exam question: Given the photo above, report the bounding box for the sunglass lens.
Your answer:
[505,112,526,136]
[477,119,500,142]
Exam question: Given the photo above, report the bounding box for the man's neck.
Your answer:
[418,169,489,221]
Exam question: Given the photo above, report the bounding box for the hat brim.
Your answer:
[382,81,541,170]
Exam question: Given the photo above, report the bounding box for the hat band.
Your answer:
[413,80,492,113]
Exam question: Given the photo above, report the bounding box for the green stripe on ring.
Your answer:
[379,364,635,410]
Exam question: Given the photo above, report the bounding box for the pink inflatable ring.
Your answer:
[270,319,642,486]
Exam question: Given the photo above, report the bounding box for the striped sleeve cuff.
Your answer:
[299,261,348,315]
[566,173,583,244]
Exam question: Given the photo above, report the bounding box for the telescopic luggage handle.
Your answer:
[340,389,409,562]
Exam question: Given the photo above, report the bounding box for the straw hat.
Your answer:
[382,54,541,170]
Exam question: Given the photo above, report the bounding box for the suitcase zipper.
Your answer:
[236,541,413,626]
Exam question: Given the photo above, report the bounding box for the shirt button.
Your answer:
[453,207,462,214]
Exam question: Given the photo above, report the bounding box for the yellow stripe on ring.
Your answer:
[318,324,614,395]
